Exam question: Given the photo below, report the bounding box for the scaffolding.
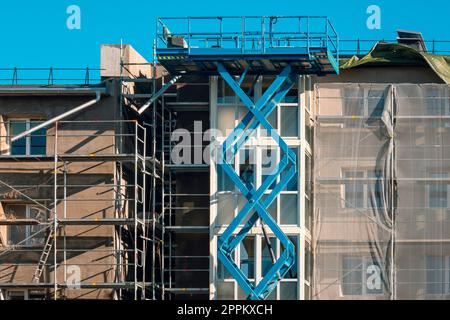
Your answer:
[313,83,450,300]
[119,54,211,298]
[0,116,149,299]
[120,55,160,299]
[162,75,210,298]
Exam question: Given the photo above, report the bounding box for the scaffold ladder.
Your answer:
[217,63,297,300]
[33,224,56,283]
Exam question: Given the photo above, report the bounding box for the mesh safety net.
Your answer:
[314,83,450,299]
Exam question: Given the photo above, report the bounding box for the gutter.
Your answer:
[11,91,102,143]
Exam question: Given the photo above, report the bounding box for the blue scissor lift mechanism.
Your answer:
[155,16,339,300]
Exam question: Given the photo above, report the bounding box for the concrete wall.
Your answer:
[101,44,153,79]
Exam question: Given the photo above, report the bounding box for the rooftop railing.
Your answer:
[340,39,450,56]
[0,67,103,85]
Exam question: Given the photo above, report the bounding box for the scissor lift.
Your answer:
[155,16,339,300]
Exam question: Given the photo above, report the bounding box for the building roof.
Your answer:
[341,42,450,83]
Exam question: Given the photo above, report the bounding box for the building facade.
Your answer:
[2,37,450,300]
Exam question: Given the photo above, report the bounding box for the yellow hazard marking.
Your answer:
[157,55,186,60]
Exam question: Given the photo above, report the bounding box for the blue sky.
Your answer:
[0,0,449,69]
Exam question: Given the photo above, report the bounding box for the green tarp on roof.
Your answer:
[340,42,450,84]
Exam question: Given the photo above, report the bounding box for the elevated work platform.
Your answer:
[154,15,340,301]
[156,16,339,75]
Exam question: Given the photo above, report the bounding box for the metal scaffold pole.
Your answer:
[142,123,148,300]
[152,44,157,300]
[160,129,165,301]
[134,121,138,300]
[53,121,58,300]
[390,85,396,300]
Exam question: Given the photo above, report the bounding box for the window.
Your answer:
[341,256,384,296]
[281,147,299,192]
[261,237,277,277]
[305,153,312,231]
[261,148,278,190]
[217,282,234,300]
[6,204,46,246]
[5,290,45,300]
[217,163,235,225]
[217,193,235,225]
[425,255,450,295]
[305,242,312,285]
[280,282,297,300]
[343,169,383,209]
[267,107,277,130]
[6,291,25,300]
[9,119,46,156]
[428,173,448,208]
[280,106,299,137]
[217,77,256,105]
[239,148,255,187]
[218,78,235,104]
[366,89,385,118]
[284,236,298,279]
[281,85,298,104]
[425,87,448,116]
[218,258,233,280]
[342,88,386,128]
[218,164,234,192]
[262,77,297,104]
[217,105,235,133]
[28,290,46,300]
[280,194,298,225]
[426,256,445,294]
[305,197,312,231]
[240,237,255,279]
[305,114,313,145]
[344,171,364,208]
[262,194,277,222]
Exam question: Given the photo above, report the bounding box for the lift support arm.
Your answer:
[217,63,297,300]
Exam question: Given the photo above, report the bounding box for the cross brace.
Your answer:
[217,63,297,300]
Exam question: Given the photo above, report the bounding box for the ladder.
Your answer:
[33,225,55,283]
[163,116,177,164]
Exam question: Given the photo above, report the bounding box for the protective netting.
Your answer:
[314,83,450,299]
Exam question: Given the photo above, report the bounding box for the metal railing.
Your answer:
[156,16,339,61]
[0,67,103,85]
[340,39,450,56]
